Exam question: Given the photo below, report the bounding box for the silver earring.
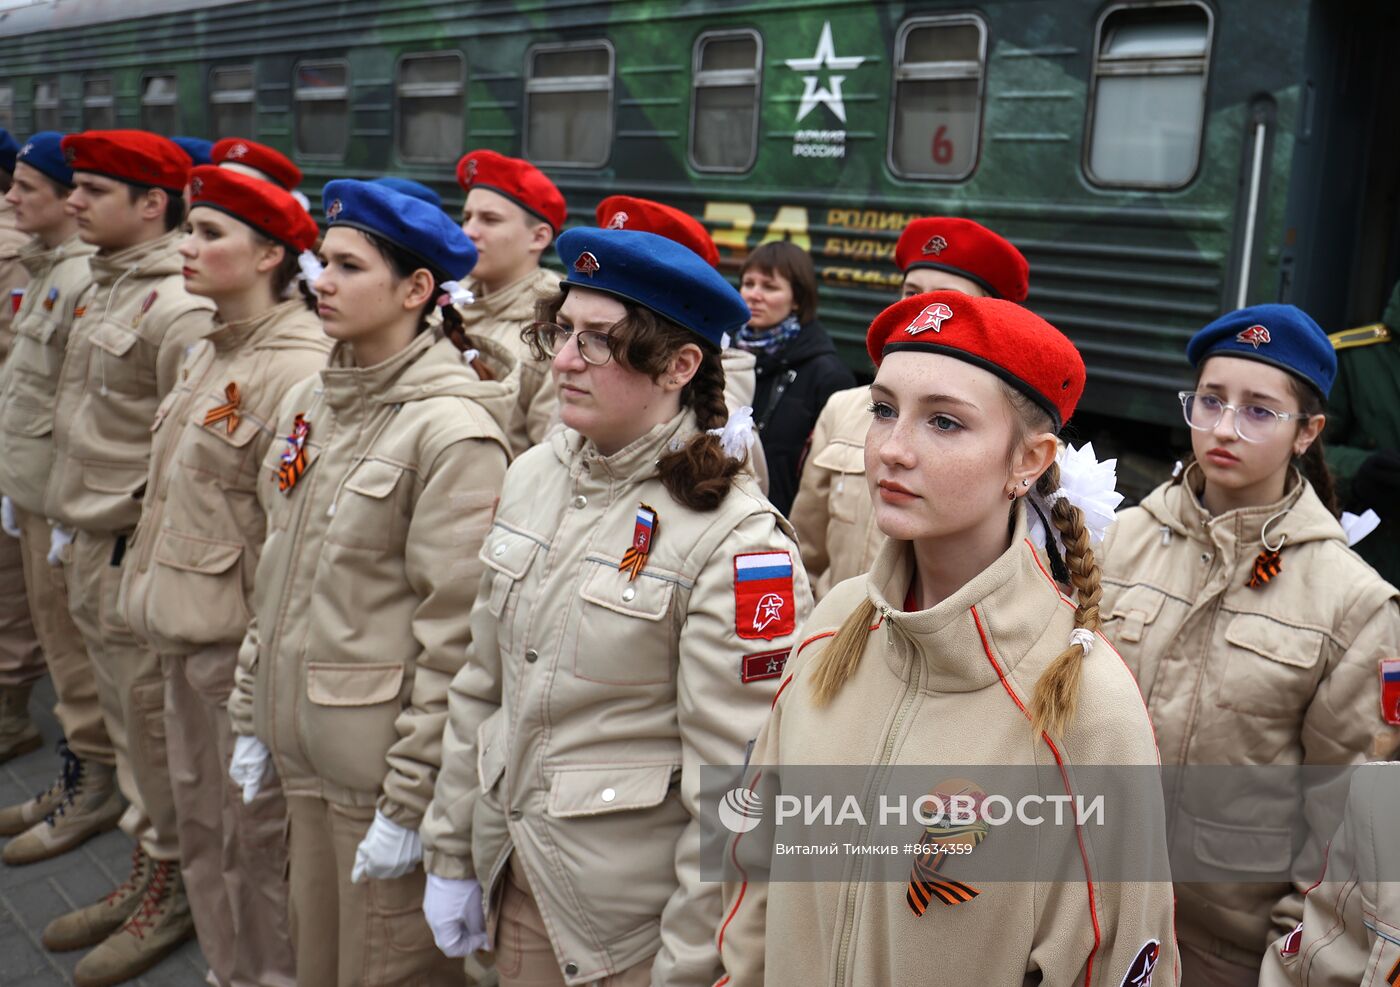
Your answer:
[1021,478,1030,487]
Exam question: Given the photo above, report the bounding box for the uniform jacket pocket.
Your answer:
[149,530,249,646]
[1216,613,1325,718]
[810,440,866,524]
[326,459,406,552]
[1191,813,1294,875]
[546,764,678,818]
[302,660,405,795]
[574,560,676,685]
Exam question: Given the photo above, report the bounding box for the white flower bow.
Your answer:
[438,280,474,308]
[1340,509,1380,547]
[1027,441,1124,555]
[298,250,324,294]
[707,405,756,461]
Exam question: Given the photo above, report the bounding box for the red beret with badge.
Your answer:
[894,217,1029,303]
[212,138,302,190]
[61,130,191,193]
[595,195,719,268]
[189,165,318,252]
[455,149,566,233]
[867,291,1085,428]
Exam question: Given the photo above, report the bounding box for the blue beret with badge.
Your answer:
[171,137,214,166]
[556,227,750,350]
[371,177,443,212]
[1186,303,1337,398]
[0,129,18,173]
[322,178,477,281]
[15,131,74,187]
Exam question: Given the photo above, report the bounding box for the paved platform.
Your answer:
[0,675,207,986]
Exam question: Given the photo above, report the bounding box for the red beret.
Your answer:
[894,217,1029,303]
[867,291,1085,428]
[189,166,318,253]
[211,138,302,190]
[61,130,190,193]
[594,195,719,268]
[456,149,566,233]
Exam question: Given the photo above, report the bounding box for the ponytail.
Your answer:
[1029,462,1103,737]
[657,351,743,511]
[809,598,879,705]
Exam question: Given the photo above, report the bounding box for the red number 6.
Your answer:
[932,126,954,165]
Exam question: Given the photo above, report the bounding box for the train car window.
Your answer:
[525,42,614,167]
[1086,3,1212,188]
[141,75,180,134]
[0,87,14,132]
[888,16,986,181]
[210,65,257,138]
[33,79,60,132]
[83,77,116,130]
[396,52,465,163]
[689,30,762,173]
[294,60,350,159]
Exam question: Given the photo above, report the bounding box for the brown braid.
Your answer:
[1029,461,1104,737]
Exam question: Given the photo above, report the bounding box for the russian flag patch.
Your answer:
[1381,658,1400,726]
[734,551,796,641]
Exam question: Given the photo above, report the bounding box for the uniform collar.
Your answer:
[864,505,1065,693]
[1152,462,1341,556]
[319,330,435,413]
[207,298,311,353]
[559,408,697,488]
[464,266,554,321]
[17,231,92,276]
[87,228,183,287]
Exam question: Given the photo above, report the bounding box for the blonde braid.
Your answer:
[809,598,879,705]
[1029,462,1103,737]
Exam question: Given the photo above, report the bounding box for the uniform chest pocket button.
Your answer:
[325,459,407,552]
[343,459,404,499]
[574,561,676,686]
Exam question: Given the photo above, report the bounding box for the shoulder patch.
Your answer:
[741,648,789,684]
[1279,922,1303,957]
[734,551,796,641]
[1118,939,1160,987]
[1328,323,1391,351]
[1381,658,1400,726]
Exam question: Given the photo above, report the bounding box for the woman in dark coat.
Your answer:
[736,241,855,513]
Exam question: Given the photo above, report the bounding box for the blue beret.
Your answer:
[371,177,442,212]
[14,132,73,187]
[0,129,18,173]
[321,179,477,281]
[171,137,214,166]
[556,227,749,349]
[1186,303,1337,398]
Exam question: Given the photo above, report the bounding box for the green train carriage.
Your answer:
[1,0,1395,442]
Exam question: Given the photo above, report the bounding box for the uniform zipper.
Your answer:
[832,616,922,986]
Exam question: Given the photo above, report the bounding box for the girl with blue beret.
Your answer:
[225,178,521,986]
[1098,303,1400,984]
[419,227,813,986]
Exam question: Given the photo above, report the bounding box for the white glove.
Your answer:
[0,497,19,539]
[47,523,74,565]
[351,809,422,883]
[423,874,489,957]
[228,734,271,805]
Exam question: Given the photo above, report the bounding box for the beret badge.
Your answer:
[922,234,948,256]
[1236,324,1271,349]
[326,199,343,220]
[905,301,954,336]
[573,251,601,277]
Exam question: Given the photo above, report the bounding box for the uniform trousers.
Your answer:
[65,528,178,859]
[16,506,112,761]
[286,795,465,987]
[0,510,43,689]
[496,853,654,987]
[163,645,295,987]
[1179,941,1261,987]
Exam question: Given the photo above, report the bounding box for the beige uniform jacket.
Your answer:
[420,410,812,987]
[1099,465,1400,967]
[789,385,882,599]
[0,234,96,513]
[459,266,560,454]
[719,511,1180,987]
[120,300,330,656]
[720,347,769,495]
[227,332,515,828]
[1259,761,1400,987]
[0,202,29,363]
[44,230,216,534]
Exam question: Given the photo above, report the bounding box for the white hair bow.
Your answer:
[1027,442,1124,557]
[437,280,474,308]
[707,405,756,461]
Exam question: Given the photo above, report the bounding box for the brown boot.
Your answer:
[73,859,194,987]
[0,740,74,836]
[2,750,123,864]
[41,847,150,952]
[0,682,40,764]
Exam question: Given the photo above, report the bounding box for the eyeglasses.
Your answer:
[1178,390,1311,443]
[533,323,616,366]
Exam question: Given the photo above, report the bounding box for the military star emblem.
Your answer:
[785,21,865,124]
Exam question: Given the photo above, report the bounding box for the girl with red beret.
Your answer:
[1098,305,1400,985]
[719,291,1178,986]
[119,164,328,987]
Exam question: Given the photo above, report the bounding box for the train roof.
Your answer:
[0,0,247,33]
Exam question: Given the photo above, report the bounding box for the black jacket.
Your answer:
[749,319,857,515]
